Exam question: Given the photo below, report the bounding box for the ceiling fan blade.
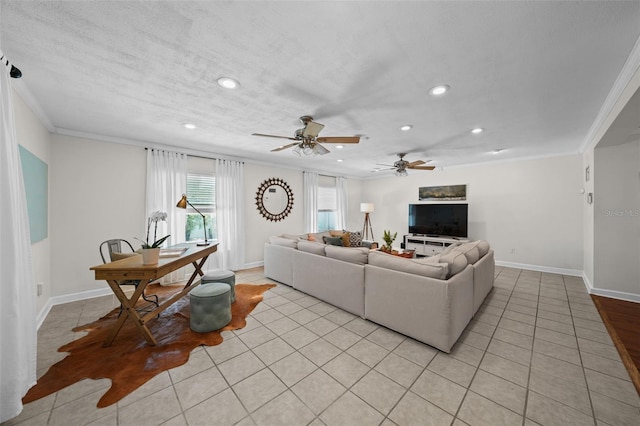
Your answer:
[316,136,360,144]
[373,167,396,172]
[253,133,297,140]
[315,143,330,155]
[303,121,325,138]
[407,160,426,167]
[375,163,395,167]
[270,143,299,152]
[408,165,436,170]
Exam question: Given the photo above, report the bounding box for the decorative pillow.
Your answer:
[110,251,137,261]
[269,235,298,249]
[348,231,363,247]
[307,234,316,241]
[310,231,332,243]
[298,240,327,256]
[328,230,351,247]
[322,236,344,246]
[368,251,449,279]
[325,246,369,265]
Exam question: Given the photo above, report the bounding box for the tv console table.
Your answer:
[403,235,468,257]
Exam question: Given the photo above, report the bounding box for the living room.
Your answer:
[2,1,640,425]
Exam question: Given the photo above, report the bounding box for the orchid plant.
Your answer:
[137,211,170,249]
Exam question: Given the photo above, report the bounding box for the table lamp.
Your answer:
[176,194,209,246]
[360,203,374,241]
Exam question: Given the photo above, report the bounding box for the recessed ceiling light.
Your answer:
[217,77,240,89]
[400,125,413,131]
[335,145,344,149]
[182,123,197,130]
[337,159,343,162]
[471,127,484,134]
[429,85,450,96]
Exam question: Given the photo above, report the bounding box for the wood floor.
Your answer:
[592,294,640,395]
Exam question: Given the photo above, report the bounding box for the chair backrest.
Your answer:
[99,239,135,263]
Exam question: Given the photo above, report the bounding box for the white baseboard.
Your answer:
[240,261,264,270]
[36,287,115,330]
[495,260,582,277]
[581,272,640,302]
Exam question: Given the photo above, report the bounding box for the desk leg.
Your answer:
[183,255,210,290]
[103,279,157,347]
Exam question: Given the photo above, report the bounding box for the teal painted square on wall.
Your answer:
[18,145,48,243]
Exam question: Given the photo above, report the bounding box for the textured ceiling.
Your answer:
[1,1,639,177]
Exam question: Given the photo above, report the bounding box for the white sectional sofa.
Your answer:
[263,233,494,353]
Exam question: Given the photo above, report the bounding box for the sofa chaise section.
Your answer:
[291,248,365,317]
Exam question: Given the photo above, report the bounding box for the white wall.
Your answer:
[361,155,584,273]
[50,134,146,297]
[12,89,51,314]
[594,142,640,296]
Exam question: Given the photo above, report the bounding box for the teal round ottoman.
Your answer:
[202,269,236,303]
[190,283,231,333]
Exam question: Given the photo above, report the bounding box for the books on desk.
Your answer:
[160,247,188,258]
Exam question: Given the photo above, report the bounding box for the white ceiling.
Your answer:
[1,1,639,177]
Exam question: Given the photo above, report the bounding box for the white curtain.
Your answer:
[0,50,37,422]
[303,171,318,233]
[146,149,187,283]
[335,176,348,230]
[215,159,245,270]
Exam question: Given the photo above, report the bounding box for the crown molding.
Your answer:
[580,34,640,153]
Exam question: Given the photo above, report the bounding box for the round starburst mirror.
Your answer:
[255,178,294,221]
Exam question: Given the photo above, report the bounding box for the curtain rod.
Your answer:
[144,148,243,163]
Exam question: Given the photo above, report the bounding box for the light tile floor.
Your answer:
[4,266,640,426]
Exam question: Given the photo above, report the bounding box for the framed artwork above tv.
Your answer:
[419,184,466,201]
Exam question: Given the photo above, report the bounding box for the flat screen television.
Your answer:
[408,203,468,238]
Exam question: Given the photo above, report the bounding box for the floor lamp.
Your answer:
[361,203,374,241]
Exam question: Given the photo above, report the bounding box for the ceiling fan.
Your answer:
[376,153,436,176]
[252,115,360,156]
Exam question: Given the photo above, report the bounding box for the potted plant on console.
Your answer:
[137,211,171,265]
[381,230,397,254]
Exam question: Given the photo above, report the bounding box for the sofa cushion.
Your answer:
[269,235,298,249]
[281,233,305,241]
[368,250,448,279]
[325,246,369,265]
[454,242,480,264]
[298,240,327,256]
[442,241,463,254]
[323,236,344,246]
[476,240,490,258]
[431,250,468,278]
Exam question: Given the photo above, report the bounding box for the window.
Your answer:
[185,173,216,242]
[317,176,337,232]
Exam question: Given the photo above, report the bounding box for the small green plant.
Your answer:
[382,230,397,251]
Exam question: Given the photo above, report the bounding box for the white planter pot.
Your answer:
[142,248,160,265]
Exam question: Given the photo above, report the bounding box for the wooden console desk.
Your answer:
[90,243,218,347]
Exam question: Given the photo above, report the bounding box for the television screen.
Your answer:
[408,203,468,238]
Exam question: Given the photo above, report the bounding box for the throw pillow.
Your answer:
[110,251,137,261]
[348,231,363,247]
[307,234,316,241]
[322,236,344,246]
[328,230,350,247]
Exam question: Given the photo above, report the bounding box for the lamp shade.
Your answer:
[360,203,374,213]
[176,194,188,209]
